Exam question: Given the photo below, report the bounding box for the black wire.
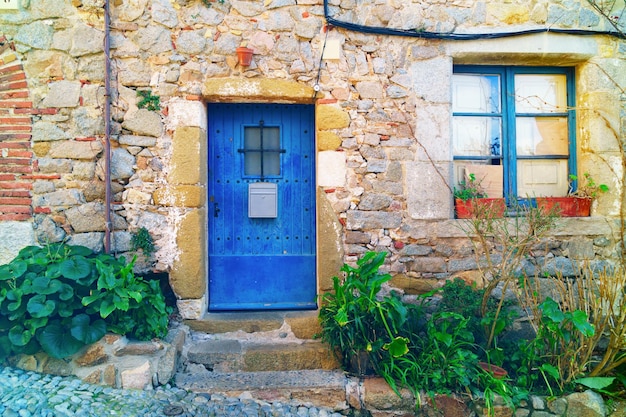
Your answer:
[324,0,625,40]
[314,25,330,100]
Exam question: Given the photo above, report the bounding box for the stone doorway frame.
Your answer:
[164,78,344,323]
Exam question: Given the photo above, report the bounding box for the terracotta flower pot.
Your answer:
[454,198,506,219]
[478,362,508,379]
[536,196,591,217]
[236,46,253,66]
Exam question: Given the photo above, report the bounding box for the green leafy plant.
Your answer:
[137,90,160,111]
[131,227,156,257]
[379,311,482,408]
[568,172,609,199]
[453,173,487,201]
[317,252,420,375]
[0,243,171,360]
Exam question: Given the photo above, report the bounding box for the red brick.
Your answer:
[0,91,29,99]
[3,81,28,90]
[0,213,31,221]
[75,136,97,141]
[14,108,57,115]
[0,117,31,124]
[0,158,31,165]
[33,206,51,214]
[22,174,60,180]
[0,101,32,108]
[0,134,32,141]
[0,141,31,148]
[0,72,26,83]
[0,165,32,173]
[0,181,32,189]
[0,190,30,197]
[0,125,31,132]
[6,150,32,158]
[0,174,16,181]
[0,197,31,205]
[0,64,22,74]
[0,205,31,214]
[317,98,338,104]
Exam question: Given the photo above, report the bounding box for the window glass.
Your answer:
[452,75,500,113]
[452,116,502,156]
[453,67,574,202]
[243,126,281,177]
[514,74,567,113]
[515,117,569,156]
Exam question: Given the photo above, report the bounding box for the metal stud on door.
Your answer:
[207,103,316,310]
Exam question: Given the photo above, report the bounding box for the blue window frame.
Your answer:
[452,66,576,201]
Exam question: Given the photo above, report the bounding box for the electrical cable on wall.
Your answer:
[323,0,625,40]
[313,24,330,100]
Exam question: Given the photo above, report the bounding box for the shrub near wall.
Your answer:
[0,243,171,360]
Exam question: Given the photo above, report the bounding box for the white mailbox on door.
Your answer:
[248,182,277,218]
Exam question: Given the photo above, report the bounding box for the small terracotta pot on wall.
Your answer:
[236,47,253,66]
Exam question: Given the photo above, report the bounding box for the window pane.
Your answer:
[516,117,569,156]
[517,159,569,197]
[453,116,502,156]
[243,127,281,177]
[454,162,503,198]
[514,74,567,113]
[452,74,500,113]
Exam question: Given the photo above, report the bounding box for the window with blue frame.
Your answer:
[452,66,576,201]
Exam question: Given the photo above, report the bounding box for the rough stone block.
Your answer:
[406,161,452,220]
[121,360,152,390]
[75,344,108,366]
[152,184,206,208]
[170,126,206,185]
[318,151,346,187]
[170,209,206,299]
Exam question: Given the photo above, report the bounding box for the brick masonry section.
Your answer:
[0,35,32,221]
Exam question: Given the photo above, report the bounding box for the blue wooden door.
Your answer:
[207,103,316,310]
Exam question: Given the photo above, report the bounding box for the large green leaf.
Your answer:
[335,307,348,326]
[8,325,32,347]
[570,310,595,337]
[574,376,615,390]
[70,314,106,344]
[96,260,117,289]
[31,276,64,295]
[540,297,565,323]
[0,260,27,281]
[6,288,23,312]
[383,336,410,358]
[65,245,94,257]
[59,257,92,280]
[37,321,85,359]
[99,299,116,318]
[57,283,74,301]
[27,295,56,318]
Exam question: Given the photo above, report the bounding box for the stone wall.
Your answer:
[0,0,624,319]
[8,327,186,390]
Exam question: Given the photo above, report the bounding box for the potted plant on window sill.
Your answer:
[454,173,506,219]
[535,173,608,217]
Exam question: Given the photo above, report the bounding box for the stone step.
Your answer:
[175,369,351,411]
[186,339,340,372]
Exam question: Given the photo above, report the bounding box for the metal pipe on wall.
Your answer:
[103,0,112,253]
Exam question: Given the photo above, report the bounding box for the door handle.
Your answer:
[214,202,220,218]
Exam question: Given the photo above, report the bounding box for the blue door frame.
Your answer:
[207,103,317,311]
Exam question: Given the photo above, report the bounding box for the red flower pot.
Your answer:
[236,47,253,66]
[454,198,506,219]
[478,362,508,379]
[536,196,591,217]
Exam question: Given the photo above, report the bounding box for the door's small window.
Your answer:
[242,124,282,177]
